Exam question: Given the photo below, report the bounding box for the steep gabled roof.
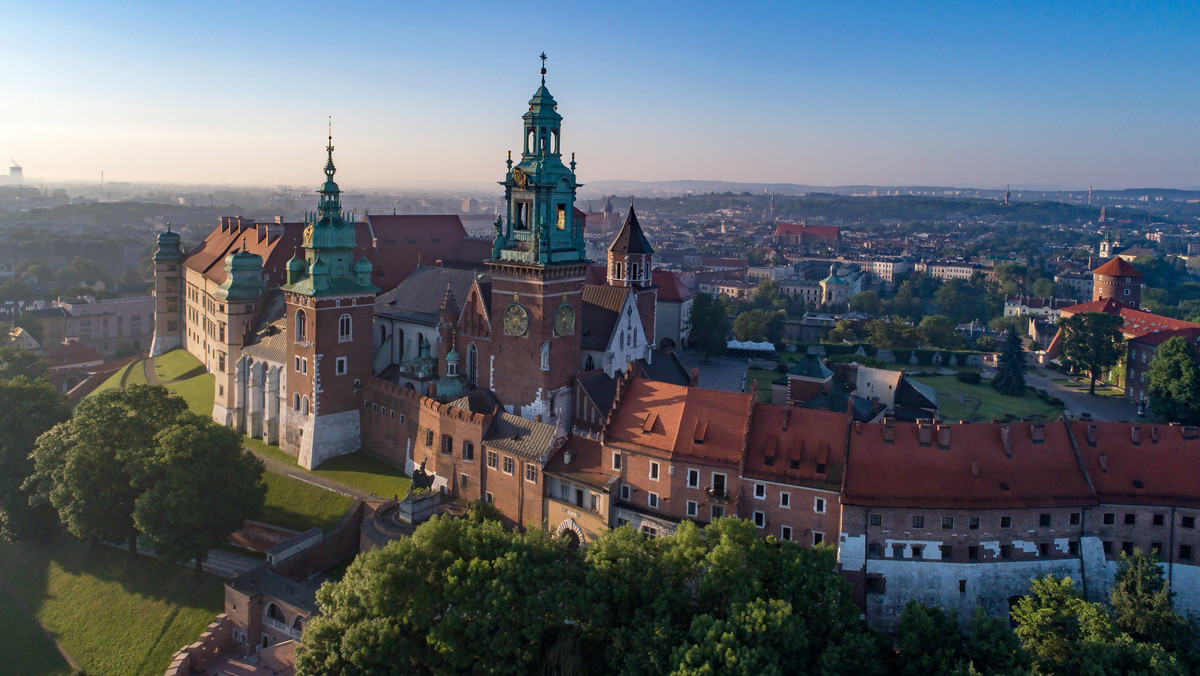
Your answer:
[1092,257,1143,277]
[607,205,653,255]
[1071,421,1200,509]
[484,412,557,462]
[580,284,631,351]
[374,266,482,325]
[652,269,694,302]
[606,378,753,466]
[744,404,847,491]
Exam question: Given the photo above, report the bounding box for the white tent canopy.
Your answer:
[726,339,776,353]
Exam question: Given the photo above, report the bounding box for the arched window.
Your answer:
[467,343,478,385]
[585,355,595,371]
[293,393,300,411]
[338,314,352,342]
[295,309,307,342]
[301,396,310,415]
[266,603,285,623]
[631,262,640,281]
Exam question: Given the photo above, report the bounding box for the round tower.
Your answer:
[820,264,849,308]
[1092,257,1142,309]
[150,225,184,357]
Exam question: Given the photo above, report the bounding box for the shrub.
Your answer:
[956,371,982,385]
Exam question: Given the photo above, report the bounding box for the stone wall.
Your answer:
[163,613,234,676]
[271,499,373,579]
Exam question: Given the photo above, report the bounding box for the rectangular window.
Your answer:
[968,546,979,561]
[912,516,925,529]
[969,517,980,530]
[754,483,766,500]
[390,410,396,420]
[711,505,724,519]
[1069,541,1080,556]
[295,356,302,372]
[487,450,498,469]
[869,514,882,527]
[753,511,766,528]
[462,441,474,461]
[1122,541,1135,555]
[1070,512,1081,526]
[1000,516,1012,528]
[336,356,348,375]
[911,544,924,558]
[620,484,630,501]
[779,492,790,508]
[1039,514,1051,527]
[1182,545,1194,561]
[612,452,622,470]
[1103,512,1116,525]
[485,491,493,504]
[781,525,793,541]
[556,204,566,230]
[1125,513,1136,526]
[686,468,699,488]
[503,456,514,475]
[459,473,468,489]
[649,461,660,480]
[940,545,952,560]
[425,429,434,447]
[1000,545,1012,560]
[648,492,659,509]
[892,544,905,558]
[525,463,538,484]
[1153,513,1165,526]
[813,531,824,545]
[814,497,826,514]
[1103,540,1113,554]
[711,473,727,494]
[942,517,954,530]
[868,543,881,557]
[1039,542,1050,557]
[686,500,698,517]
[590,493,599,512]
[441,435,453,455]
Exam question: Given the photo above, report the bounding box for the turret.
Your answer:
[607,204,653,287]
[150,224,184,356]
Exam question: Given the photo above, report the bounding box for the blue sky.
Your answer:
[2,1,1197,189]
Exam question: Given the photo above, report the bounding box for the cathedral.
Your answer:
[150,62,672,477]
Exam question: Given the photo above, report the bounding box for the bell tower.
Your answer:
[280,127,379,469]
[487,54,588,421]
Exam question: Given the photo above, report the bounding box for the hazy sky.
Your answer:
[3,1,1198,190]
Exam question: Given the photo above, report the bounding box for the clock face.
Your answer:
[553,303,575,336]
[503,303,529,336]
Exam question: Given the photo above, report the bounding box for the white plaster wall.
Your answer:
[298,409,360,469]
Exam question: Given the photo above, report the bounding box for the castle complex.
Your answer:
[152,66,1200,627]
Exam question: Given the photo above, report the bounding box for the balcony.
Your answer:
[705,487,729,503]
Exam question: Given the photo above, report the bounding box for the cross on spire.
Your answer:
[539,51,547,83]
[325,116,335,180]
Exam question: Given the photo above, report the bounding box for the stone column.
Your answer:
[246,361,263,439]
[263,365,280,445]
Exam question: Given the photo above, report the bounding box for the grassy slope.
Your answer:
[914,374,1061,423]
[258,472,354,533]
[88,359,143,397]
[246,437,411,498]
[0,585,72,676]
[0,538,222,676]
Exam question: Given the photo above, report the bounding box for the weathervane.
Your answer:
[539,52,547,83]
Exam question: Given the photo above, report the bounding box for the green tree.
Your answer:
[0,376,70,540]
[920,314,963,350]
[828,319,863,343]
[1110,549,1192,658]
[670,599,809,676]
[296,514,576,675]
[26,385,187,556]
[1059,312,1125,395]
[0,280,32,304]
[866,316,923,349]
[733,309,785,343]
[850,290,883,315]
[689,293,731,360]
[993,325,1028,396]
[753,279,782,310]
[1147,336,1200,425]
[961,608,1030,674]
[0,345,48,381]
[134,413,266,574]
[1032,277,1056,298]
[895,602,969,676]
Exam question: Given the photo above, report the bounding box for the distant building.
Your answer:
[774,223,840,250]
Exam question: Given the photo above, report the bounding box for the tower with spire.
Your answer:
[487,54,588,421]
[280,127,379,469]
[607,203,658,346]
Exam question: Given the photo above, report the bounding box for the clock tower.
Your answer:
[488,55,588,421]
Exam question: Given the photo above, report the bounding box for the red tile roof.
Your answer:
[744,404,847,490]
[1092,257,1143,277]
[1056,301,1200,343]
[606,378,753,466]
[544,436,619,491]
[1071,421,1200,508]
[843,420,1095,509]
[651,269,694,302]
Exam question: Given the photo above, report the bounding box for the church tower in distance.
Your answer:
[279,132,378,469]
[487,55,588,421]
[607,204,658,348]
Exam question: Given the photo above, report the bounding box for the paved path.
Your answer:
[1026,369,1141,422]
[677,350,753,393]
[246,448,374,500]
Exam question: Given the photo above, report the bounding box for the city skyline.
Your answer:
[3,0,1199,190]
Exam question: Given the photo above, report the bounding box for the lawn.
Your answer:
[258,471,354,532]
[245,437,411,499]
[0,584,72,676]
[746,367,780,403]
[166,370,215,415]
[914,374,1062,423]
[0,537,223,676]
[88,358,144,398]
[155,348,206,382]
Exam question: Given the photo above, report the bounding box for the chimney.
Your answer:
[563,450,572,465]
[917,420,933,446]
[970,458,979,478]
[999,424,1012,458]
[883,419,895,442]
[1130,426,1141,445]
[1098,452,1108,473]
[1151,426,1159,443]
[936,424,951,449]
[1087,424,1097,446]
[782,407,790,431]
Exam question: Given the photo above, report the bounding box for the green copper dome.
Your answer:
[215,240,264,301]
[154,226,183,261]
[226,245,263,272]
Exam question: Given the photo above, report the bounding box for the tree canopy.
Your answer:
[1059,312,1125,395]
[1147,336,1200,424]
[689,293,731,359]
[0,375,69,540]
[992,324,1028,396]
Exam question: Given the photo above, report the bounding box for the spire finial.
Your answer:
[324,116,336,180]
[539,51,547,84]
[241,237,247,252]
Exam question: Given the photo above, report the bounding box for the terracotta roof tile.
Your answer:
[544,436,619,491]
[1092,257,1143,277]
[1071,421,1200,508]
[744,404,847,490]
[844,420,1095,509]
[606,378,753,466]
[651,269,694,302]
